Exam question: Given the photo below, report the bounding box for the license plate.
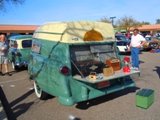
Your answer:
[97,81,110,89]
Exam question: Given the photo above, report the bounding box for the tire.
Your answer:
[34,81,49,100]
[11,62,18,71]
[11,62,16,70]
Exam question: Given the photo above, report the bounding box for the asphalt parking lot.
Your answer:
[0,51,160,120]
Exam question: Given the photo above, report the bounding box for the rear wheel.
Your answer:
[34,81,49,100]
[11,62,19,71]
[11,62,16,70]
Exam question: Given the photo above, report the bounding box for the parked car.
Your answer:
[115,34,129,41]
[156,34,160,40]
[115,34,130,54]
[148,41,159,49]
[116,40,130,54]
[8,35,32,70]
[149,37,160,49]
[143,36,159,50]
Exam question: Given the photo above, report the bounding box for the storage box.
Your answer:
[106,58,121,71]
[103,66,114,76]
[136,89,154,109]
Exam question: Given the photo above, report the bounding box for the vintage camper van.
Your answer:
[8,35,32,70]
[28,21,140,106]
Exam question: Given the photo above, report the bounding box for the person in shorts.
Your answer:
[0,33,11,76]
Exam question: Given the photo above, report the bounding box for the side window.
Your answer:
[9,41,18,48]
[22,40,32,48]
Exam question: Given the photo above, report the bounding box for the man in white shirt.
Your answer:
[129,29,146,70]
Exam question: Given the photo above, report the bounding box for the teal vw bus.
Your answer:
[28,21,140,106]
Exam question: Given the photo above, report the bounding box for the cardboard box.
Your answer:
[136,89,154,109]
[103,66,114,76]
[106,58,121,71]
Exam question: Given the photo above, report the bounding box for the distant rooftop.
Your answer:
[0,24,39,33]
[131,24,160,31]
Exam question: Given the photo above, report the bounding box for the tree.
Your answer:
[116,16,141,32]
[0,0,24,10]
[100,17,118,27]
[156,19,160,24]
[100,17,111,23]
[141,21,150,25]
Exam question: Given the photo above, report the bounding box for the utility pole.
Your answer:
[110,16,116,26]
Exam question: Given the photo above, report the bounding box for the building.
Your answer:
[115,24,160,37]
[1,24,160,37]
[131,24,160,36]
[137,24,160,32]
[0,24,39,35]
[135,24,160,36]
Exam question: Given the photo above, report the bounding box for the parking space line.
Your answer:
[10,85,15,88]
[0,79,26,84]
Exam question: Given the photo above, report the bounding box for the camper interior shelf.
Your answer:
[73,69,140,83]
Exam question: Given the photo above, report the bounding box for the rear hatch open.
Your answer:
[70,43,140,84]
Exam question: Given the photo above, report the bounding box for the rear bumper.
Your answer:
[70,69,140,103]
[57,77,135,106]
[15,61,28,68]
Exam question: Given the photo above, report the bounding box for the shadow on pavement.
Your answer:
[10,89,34,107]
[76,87,139,110]
[153,66,160,79]
[9,67,27,76]
[9,89,34,119]
[139,60,145,64]
[12,102,34,118]
[0,86,16,120]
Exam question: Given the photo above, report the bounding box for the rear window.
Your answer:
[22,40,32,48]
[70,43,116,63]
[115,35,127,41]
[116,41,128,46]
[9,40,17,48]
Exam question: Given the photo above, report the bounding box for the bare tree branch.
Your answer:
[156,19,160,24]
[0,0,24,10]
[99,17,111,23]
[116,16,141,31]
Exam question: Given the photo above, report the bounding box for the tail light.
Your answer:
[60,66,70,75]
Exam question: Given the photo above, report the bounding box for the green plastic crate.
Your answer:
[136,89,154,109]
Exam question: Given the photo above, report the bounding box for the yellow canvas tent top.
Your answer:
[33,21,115,43]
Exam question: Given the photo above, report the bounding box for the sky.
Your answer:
[0,0,160,25]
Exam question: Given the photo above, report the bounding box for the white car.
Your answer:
[116,40,130,54]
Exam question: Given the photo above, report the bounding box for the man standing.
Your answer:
[129,29,146,70]
[0,34,11,76]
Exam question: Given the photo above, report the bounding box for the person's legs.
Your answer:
[131,47,136,68]
[4,64,9,73]
[0,56,4,75]
[0,63,2,73]
[4,57,11,76]
[134,48,140,68]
